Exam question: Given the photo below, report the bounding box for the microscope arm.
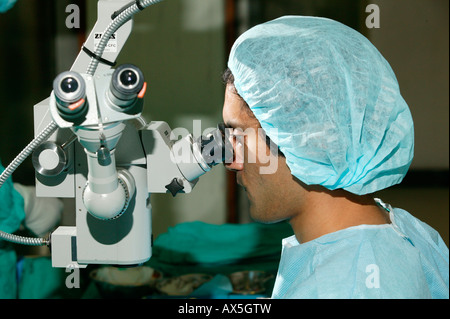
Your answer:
[71,0,134,74]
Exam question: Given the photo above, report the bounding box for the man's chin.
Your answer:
[249,206,288,225]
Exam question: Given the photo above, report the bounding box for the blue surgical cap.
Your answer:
[228,16,414,195]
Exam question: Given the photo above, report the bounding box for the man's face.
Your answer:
[222,84,298,223]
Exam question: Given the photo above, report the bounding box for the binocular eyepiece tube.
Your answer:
[173,123,233,186]
[52,64,146,124]
[108,64,145,109]
[53,71,88,123]
[197,123,234,167]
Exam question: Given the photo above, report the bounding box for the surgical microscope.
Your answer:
[0,0,232,269]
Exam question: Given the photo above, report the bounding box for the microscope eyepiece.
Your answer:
[110,64,144,102]
[53,71,88,123]
[173,123,234,185]
[107,64,145,114]
[198,123,234,167]
[53,71,85,105]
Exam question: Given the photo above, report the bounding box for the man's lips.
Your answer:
[236,172,247,192]
[238,175,252,202]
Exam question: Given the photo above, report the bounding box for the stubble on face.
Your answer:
[222,84,297,223]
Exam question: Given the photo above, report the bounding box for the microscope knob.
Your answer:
[32,141,68,177]
[97,146,112,166]
[165,178,184,197]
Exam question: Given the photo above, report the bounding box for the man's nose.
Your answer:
[225,160,243,172]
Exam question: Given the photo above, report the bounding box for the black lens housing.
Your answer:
[53,71,88,123]
[110,64,144,101]
[53,71,86,107]
[198,123,234,167]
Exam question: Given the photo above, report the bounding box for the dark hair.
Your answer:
[222,68,250,109]
[221,68,285,157]
[222,67,235,85]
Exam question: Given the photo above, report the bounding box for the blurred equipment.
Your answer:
[0,0,17,13]
[228,270,273,295]
[90,266,162,298]
[156,273,212,296]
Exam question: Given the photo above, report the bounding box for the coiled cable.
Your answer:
[0,121,58,190]
[0,121,58,246]
[0,230,50,246]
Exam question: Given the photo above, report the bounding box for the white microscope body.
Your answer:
[31,0,229,268]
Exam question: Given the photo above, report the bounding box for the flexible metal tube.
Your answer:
[0,121,58,189]
[0,230,49,246]
[0,121,58,245]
